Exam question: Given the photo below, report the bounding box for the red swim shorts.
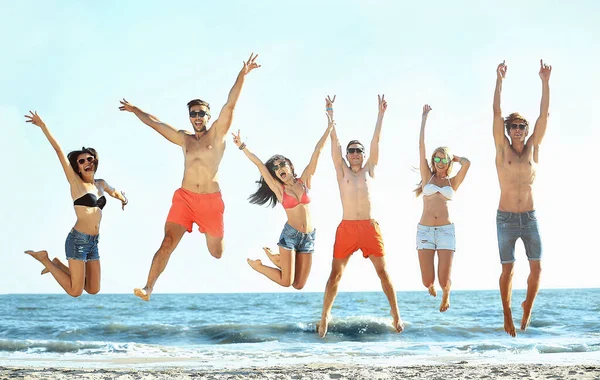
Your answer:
[333,219,385,259]
[166,188,225,238]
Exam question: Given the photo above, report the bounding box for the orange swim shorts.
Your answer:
[166,188,224,238]
[333,219,385,259]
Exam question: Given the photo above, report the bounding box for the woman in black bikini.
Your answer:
[24,111,128,297]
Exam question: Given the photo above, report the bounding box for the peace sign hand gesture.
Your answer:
[378,94,387,115]
[241,53,261,76]
[231,129,245,148]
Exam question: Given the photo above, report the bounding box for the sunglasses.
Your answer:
[510,123,526,130]
[347,148,364,154]
[271,162,289,171]
[189,110,209,118]
[433,157,448,164]
[78,156,95,165]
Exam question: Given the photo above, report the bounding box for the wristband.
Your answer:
[239,142,246,150]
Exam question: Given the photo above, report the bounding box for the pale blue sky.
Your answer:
[1,1,598,294]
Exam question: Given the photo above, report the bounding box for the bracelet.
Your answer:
[239,142,246,150]
[459,157,468,164]
[122,197,128,205]
[326,107,333,111]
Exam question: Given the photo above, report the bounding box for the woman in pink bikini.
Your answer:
[414,104,471,312]
[231,97,335,289]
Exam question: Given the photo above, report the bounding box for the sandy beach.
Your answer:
[1,364,599,380]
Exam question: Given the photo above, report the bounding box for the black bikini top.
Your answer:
[74,193,106,210]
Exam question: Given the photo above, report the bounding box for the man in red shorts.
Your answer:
[119,53,261,301]
[317,95,403,337]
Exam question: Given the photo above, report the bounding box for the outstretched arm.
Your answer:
[213,53,261,140]
[450,155,471,190]
[419,105,433,183]
[24,111,77,183]
[327,96,345,178]
[493,61,508,150]
[366,94,387,176]
[300,97,336,188]
[529,59,552,147]
[119,99,184,146]
[231,130,282,198]
[97,179,128,210]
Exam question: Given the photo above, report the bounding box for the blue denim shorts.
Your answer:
[277,223,316,253]
[65,229,100,262]
[496,210,542,264]
[416,223,456,251]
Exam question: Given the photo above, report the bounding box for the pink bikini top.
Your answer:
[281,179,311,209]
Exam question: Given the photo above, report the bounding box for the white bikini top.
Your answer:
[422,175,454,200]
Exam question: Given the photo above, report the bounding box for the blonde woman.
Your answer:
[415,104,470,312]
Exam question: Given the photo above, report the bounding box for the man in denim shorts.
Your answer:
[492,59,552,337]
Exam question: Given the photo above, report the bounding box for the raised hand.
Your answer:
[121,191,128,211]
[497,60,507,80]
[24,111,46,128]
[118,98,135,113]
[231,129,244,148]
[539,59,552,82]
[422,104,432,118]
[241,53,261,76]
[378,94,387,114]
[325,95,336,120]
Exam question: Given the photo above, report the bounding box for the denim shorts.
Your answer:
[416,223,456,251]
[496,210,542,264]
[277,223,316,253]
[65,228,100,262]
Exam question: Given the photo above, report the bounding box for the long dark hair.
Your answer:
[248,154,296,207]
[67,147,99,179]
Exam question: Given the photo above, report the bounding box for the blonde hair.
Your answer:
[414,146,454,197]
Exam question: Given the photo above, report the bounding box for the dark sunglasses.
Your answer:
[510,123,526,130]
[347,147,364,154]
[433,157,448,164]
[271,162,289,171]
[78,156,95,165]
[189,110,209,118]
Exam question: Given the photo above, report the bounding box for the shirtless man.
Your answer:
[493,59,551,337]
[119,53,261,301]
[317,95,403,338]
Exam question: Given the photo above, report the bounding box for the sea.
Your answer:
[0,289,599,369]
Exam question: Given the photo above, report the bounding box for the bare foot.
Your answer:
[439,291,450,312]
[391,310,404,333]
[317,314,332,338]
[247,258,263,272]
[24,250,49,263]
[521,300,533,331]
[133,287,151,301]
[263,247,281,269]
[503,310,516,337]
[428,285,437,297]
[41,258,60,275]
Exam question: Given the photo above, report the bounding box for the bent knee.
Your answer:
[68,288,84,298]
[292,281,306,290]
[159,236,176,253]
[209,248,223,259]
[86,287,100,295]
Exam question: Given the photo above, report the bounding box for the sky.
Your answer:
[1,1,598,295]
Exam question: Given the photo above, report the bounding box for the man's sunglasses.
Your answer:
[271,162,288,171]
[78,156,95,165]
[510,123,526,130]
[189,110,209,118]
[433,157,448,164]
[347,148,364,154]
